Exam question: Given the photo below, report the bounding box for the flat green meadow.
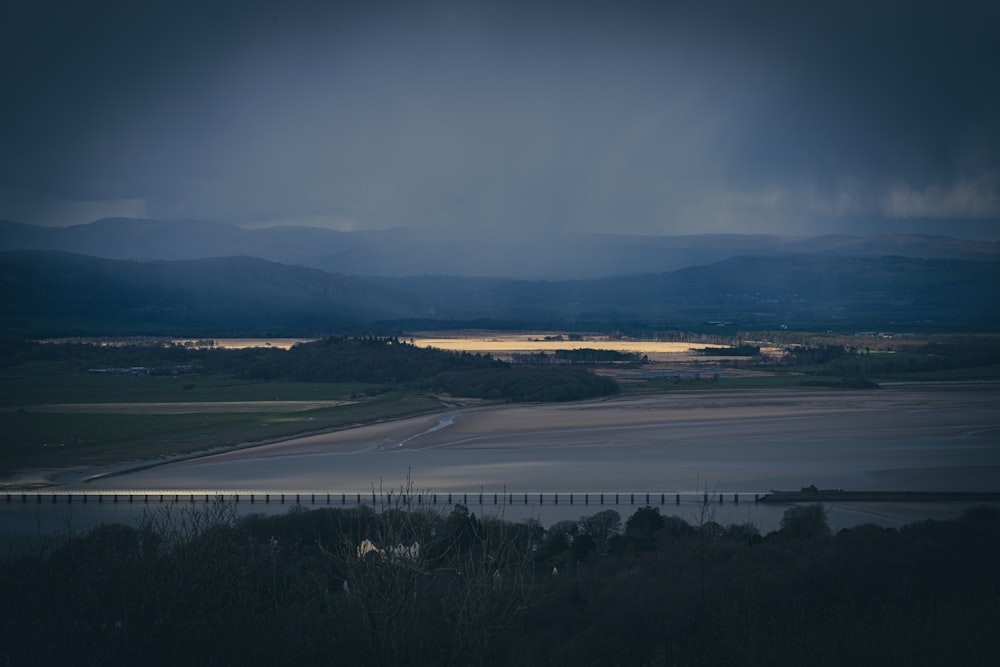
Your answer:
[0,365,445,481]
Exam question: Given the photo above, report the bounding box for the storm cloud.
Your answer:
[2,0,998,239]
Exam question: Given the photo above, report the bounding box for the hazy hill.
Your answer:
[373,255,1000,330]
[0,251,432,336]
[3,250,998,336]
[3,218,998,280]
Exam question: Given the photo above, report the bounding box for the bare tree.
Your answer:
[320,477,537,665]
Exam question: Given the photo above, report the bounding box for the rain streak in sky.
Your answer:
[1,0,998,240]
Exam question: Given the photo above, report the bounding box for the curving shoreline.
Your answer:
[14,385,993,496]
[5,384,999,493]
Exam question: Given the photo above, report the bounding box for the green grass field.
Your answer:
[617,361,1000,394]
[0,363,377,406]
[1,391,446,480]
[0,364,449,480]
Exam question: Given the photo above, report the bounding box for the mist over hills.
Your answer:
[374,255,1000,330]
[2,218,999,280]
[3,248,999,337]
[0,251,430,336]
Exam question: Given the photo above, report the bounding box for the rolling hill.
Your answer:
[3,218,998,280]
[3,250,998,336]
[0,251,432,336]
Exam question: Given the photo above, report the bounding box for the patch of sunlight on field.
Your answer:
[409,332,729,357]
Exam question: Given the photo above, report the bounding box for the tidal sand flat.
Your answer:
[66,386,1000,496]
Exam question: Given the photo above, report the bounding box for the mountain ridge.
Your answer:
[3,218,998,280]
[0,251,433,336]
[3,250,998,336]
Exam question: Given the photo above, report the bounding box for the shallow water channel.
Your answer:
[4,386,999,546]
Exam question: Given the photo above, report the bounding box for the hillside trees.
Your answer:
[778,503,832,539]
[1,336,620,403]
[3,503,999,665]
[319,493,536,666]
[430,366,618,402]
[238,338,619,401]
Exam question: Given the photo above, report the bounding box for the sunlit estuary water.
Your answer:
[4,386,999,541]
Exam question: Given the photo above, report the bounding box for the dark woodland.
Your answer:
[0,336,619,403]
[2,502,997,666]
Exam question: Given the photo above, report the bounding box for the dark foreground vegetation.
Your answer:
[3,501,998,666]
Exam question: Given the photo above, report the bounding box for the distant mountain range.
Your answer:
[0,251,430,336]
[3,249,999,337]
[373,254,1000,330]
[3,218,999,280]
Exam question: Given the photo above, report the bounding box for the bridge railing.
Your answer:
[4,490,762,506]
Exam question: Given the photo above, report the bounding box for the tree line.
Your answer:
[3,500,997,666]
[734,338,1000,379]
[0,335,619,402]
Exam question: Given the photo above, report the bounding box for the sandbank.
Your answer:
[54,385,1000,495]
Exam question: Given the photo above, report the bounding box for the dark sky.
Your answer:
[2,0,998,239]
